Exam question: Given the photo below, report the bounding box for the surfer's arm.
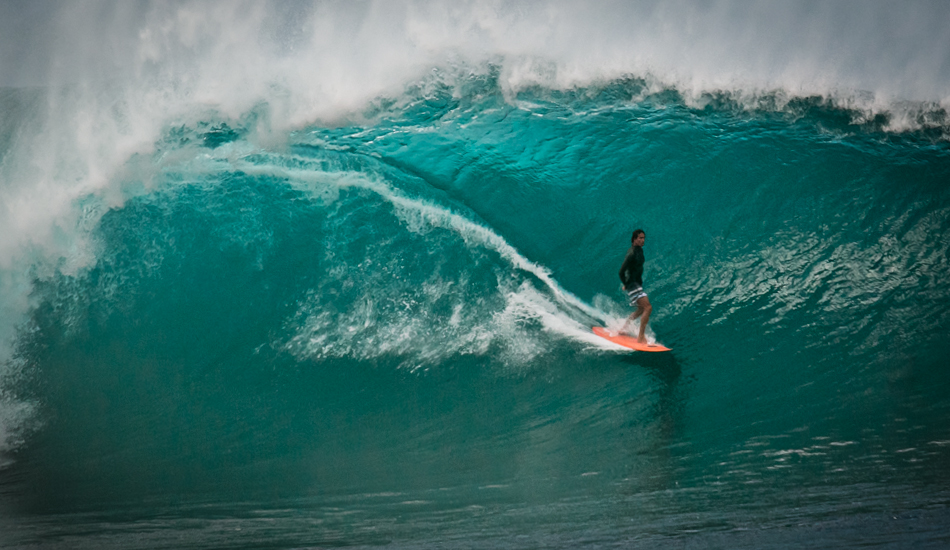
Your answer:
[618,255,633,288]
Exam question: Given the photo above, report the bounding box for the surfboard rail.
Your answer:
[592,326,671,352]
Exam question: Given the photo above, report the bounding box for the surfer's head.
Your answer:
[631,229,645,246]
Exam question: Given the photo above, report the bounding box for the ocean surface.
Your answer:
[1,2,950,548]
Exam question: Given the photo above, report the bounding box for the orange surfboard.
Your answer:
[592,326,671,352]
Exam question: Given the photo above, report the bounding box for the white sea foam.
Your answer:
[5,1,949,99]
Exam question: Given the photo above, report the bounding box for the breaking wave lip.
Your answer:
[393,65,950,139]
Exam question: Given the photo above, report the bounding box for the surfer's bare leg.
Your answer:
[621,307,643,335]
[635,295,652,345]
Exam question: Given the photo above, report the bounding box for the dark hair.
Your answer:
[631,229,645,242]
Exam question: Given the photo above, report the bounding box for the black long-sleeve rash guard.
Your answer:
[619,245,644,290]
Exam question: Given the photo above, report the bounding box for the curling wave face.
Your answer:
[0,1,949,546]
[2,66,949,509]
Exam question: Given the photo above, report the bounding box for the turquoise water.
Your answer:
[2,2,950,548]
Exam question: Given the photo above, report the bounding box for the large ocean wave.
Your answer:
[1,1,949,547]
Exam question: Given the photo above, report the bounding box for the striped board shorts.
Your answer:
[625,286,647,305]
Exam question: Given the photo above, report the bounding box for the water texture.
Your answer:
[1,1,949,548]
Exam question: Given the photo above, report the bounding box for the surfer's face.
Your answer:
[634,233,645,247]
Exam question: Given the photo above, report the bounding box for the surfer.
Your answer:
[618,229,654,345]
